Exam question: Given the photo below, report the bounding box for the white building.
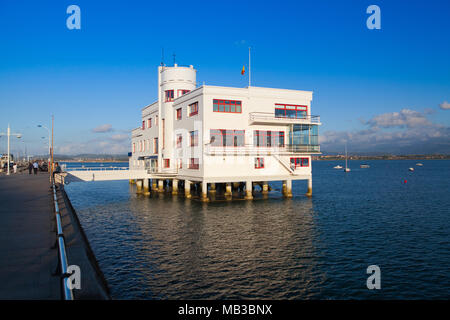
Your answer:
[129,64,321,201]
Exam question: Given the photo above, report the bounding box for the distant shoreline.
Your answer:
[314,155,449,161]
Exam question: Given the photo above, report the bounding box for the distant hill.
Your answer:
[54,154,128,161]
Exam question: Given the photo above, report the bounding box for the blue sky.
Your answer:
[0,0,449,156]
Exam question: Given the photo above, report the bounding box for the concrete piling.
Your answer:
[136,179,143,193]
[172,179,178,195]
[201,181,209,202]
[306,178,312,197]
[158,179,164,193]
[185,180,192,199]
[285,179,293,198]
[143,179,150,195]
[245,181,253,200]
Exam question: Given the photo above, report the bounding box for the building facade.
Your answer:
[129,64,320,200]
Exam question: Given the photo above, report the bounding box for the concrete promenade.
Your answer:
[0,173,60,299]
[0,172,110,299]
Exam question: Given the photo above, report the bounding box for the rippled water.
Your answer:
[65,160,450,299]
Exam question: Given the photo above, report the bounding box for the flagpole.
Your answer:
[248,47,251,87]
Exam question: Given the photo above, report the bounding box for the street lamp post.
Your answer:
[0,124,22,175]
[37,124,51,164]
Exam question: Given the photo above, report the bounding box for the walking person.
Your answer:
[53,162,62,181]
[28,162,33,174]
[32,161,38,175]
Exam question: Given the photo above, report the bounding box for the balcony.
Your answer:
[249,112,321,125]
[205,144,320,156]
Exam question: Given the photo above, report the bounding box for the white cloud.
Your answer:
[110,134,129,142]
[439,101,450,110]
[92,124,113,133]
[321,108,450,154]
[366,108,432,129]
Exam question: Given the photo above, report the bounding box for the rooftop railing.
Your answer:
[249,112,321,124]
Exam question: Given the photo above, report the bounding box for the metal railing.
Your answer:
[52,178,74,300]
[249,112,321,124]
[205,144,320,155]
[66,166,129,172]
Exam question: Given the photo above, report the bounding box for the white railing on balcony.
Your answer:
[204,144,320,155]
[249,112,321,124]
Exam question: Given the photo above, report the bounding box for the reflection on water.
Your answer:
[65,160,450,299]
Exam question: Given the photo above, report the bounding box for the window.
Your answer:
[176,134,182,148]
[164,159,170,168]
[213,99,242,113]
[142,120,145,130]
[275,104,307,119]
[139,141,142,152]
[176,108,182,120]
[209,129,245,147]
[147,118,152,128]
[290,157,309,168]
[255,157,264,169]
[254,131,285,147]
[178,159,182,169]
[133,143,135,153]
[165,90,174,102]
[153,138,158,154]
[178,89,190,97]
[189,102,199,116]
[190,131,198,146]
[188,158,199,169]
[155,115,158,126]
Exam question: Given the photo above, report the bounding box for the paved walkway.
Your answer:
[0,173,60,299]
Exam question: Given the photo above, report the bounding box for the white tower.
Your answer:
[157,64,196,171]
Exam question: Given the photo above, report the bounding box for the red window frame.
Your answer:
[189,102,199,117]
[147,118,152,128]
[142,120,145,130]
[290,157,309,168]
[164,159,170,168]
[254,130,285,147]
[275,104,308,119]
[165,90,174,102]
[176,134,182,148]
[178,159,182,169]
[176,108,182,120]
[188,158,199,170]
[255,157,264,169]
[153,138,158,154]
[190,131,198,146]
[213,99,242,113]
[178,89,190,97]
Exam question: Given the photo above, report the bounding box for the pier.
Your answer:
[0,173,109,299]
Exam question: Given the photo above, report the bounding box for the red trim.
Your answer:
[190,130,198,147]
[177,89,190,97]
[176,108,182,120]
[147,118,152,128]
[275,103,308,119]
[254,130,285,147]
[213,99,242,113]
[142,120,145,130]
[189,102,198,117]
[165,90,174,102]
[255,157,264,169]
[164,159,170,168]
[290,157,309,168]
[188,158,199,170]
